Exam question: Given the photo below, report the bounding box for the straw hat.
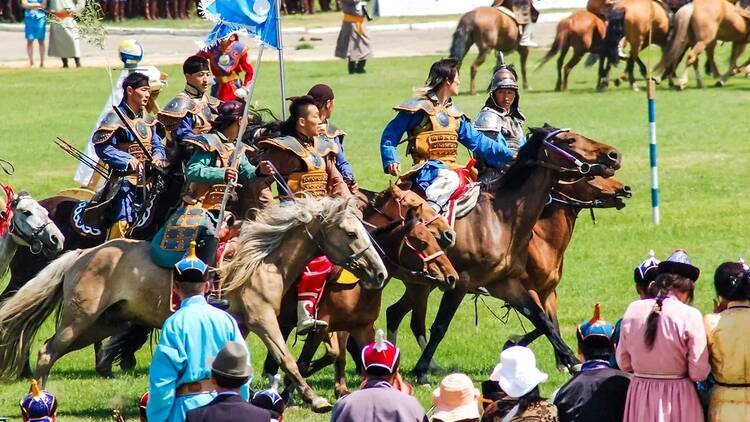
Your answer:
[431,373,480,422]
[489,346,548,398]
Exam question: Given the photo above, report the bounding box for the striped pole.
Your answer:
[647,79,660,225]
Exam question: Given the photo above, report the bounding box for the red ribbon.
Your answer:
[0,183,14,237]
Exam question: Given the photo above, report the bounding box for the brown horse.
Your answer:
[598,0,670,91]
[654,0,750,89]
[380,126,621,384]
[538,0,614,92]
[0,197,387,413]
[450,6,530,94]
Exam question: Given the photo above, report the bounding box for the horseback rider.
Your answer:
[250,95,351,335]
[307,83,358,193]
[475,65,527,177]
[86,71,167,240]
[158,55,220,150]
[492,0,540,47]
[197,33,255,102]
[380,58,514,212]
[152,100,273,271]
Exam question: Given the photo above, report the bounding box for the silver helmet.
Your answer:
[490,67,518,92]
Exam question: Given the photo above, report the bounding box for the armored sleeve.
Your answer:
[458,116,514,169]
[185,150,226,184]
[380,111,421,173]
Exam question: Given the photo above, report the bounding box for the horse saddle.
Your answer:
[81,177,123,227]
[495,6,520,26]
[70,200,107,239]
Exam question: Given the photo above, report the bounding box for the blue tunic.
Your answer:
[380,110,514,174]
[147,295,250,422]
[93,102,166,224]
[333,136,355,186]
[24,0,46,41]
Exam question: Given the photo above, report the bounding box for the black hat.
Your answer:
[658,249,700,282]
[183,55,210,75]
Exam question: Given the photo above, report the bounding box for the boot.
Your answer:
[519,23,538,47]
[347,60,356,74]
[296,297,327,335]
[107,220,129,240]
[355,60,367,74]
[74,57,81,68]
[62,58,69,68]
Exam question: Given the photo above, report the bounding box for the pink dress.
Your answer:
[616,296,710,422]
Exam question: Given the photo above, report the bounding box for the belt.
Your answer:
[217,73,240,84]
[634,372,686,380]
[176,379,215,396]
[343,13,365,35]
[716,381,750,388]
[52,11,72,18]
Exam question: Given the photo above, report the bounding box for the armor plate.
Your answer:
[396,99,463,168]
[475,107,525,152]
[158,92,219,135]
[182,133,243,209]
[259,135,338,197]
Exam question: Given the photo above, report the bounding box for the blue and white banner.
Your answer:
[200,0,280,49]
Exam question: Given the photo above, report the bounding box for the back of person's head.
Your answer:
[251,388,286,421]
[172,241,208,295]
[430,373,480,422]
[362,329,400,378]
[212,100,244,132]
[714,261,750,301]
[307,84,335,109]
[425,58,459,92]
[210,341,252,389]
[576,304,615,361]
[634,250,660,297]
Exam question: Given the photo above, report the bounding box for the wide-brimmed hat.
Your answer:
[658,249,700,282]
[489,346,548,398]
[209,341,252,380]
[431,373,480,422]
[634,249,660,286]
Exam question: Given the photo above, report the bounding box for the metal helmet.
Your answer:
[490,66,519,92]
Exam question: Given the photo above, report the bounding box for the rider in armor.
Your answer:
[87,72,166,240]
[380,58,514,211]
[158,56,220,149]
[197,33,255,102]
[475,65,526,177]
[251,95,351,335]
[307,83,358,193]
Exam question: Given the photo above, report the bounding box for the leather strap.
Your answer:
[176,379,215,396]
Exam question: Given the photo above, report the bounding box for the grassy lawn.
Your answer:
[1,49,750,421]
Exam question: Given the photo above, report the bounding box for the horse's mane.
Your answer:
[221,196,356,292]
[483,127,548,193]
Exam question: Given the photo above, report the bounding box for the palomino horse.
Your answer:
[654,0,750,89]
[382,126,622,384]
[598,0,670,91]
[538,0,615,92]
[0,184,64,275]
[387,175,630,373]
[450,6,530,94]
[0,197,387,413]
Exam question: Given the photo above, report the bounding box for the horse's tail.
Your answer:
[0,249,81,378]
[653,3,693,75]
[537,21,567,70]
[450,12,475,66]
[600,8,626,65]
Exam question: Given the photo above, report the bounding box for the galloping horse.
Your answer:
[598,0,670,91]
[382,126,622,384]
[0,197,386,413]
[387,175,630,373]
[654,0,750,89]
[450,6,530,94]
[538,0,614,92]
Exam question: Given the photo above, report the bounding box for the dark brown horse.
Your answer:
[450,6,530,94]
[379,126,621,384]
[538,0,614,91]
[387,175,630,375]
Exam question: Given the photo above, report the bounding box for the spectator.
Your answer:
[553,304,631,422]
[335,0,371,74]
[480,379,517,416]
[186,341,271,422]
[616,249,710,422]
[331,330,428,422]
[146,242,249,422]
[22,0,46,68]
[48,0,83,68]
[251,387,286,422]
[430,373,481,422]
[704,261,750,421]
[20,380,57,422]
[484,346,557,421]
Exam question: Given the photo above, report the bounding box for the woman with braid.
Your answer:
[616,250,710,422]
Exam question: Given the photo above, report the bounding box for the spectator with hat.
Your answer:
[146,242,249,422]
[251,386,286,422]
[482,345,557,421]
[616,249,710,422]
[20,380,57,422]
[331,330,427,422]
[186,341,270,422]
[430,372,481,422]
[553,304,631,422]
[703,260,750,421]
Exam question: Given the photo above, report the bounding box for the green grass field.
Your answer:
[1,49,750,420]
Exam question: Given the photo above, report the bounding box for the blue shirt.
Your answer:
[146,295,250,422]
[332,136,355,185]
[380,109,514,173]
[174,114,197,144]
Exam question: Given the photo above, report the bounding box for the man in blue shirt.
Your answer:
[147,241,249,422]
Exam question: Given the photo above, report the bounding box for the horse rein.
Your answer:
[8,191,52,254]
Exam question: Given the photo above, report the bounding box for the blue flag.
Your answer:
[200,0,279,49]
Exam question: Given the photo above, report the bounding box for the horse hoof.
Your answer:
[120,353,136,371]
[428,360,445,375]
[630,83,640,92]
[714,80,725,88]
[596,84,608,93]
[417,373,430,386]
[311,397,333,413]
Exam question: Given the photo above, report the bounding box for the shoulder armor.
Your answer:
[445,103,465,119]
[324,121,347,139]
[474,107,505,132]
[258,135,307,157]
[92,111,123,144]
[183,133,223,152]
[159,94,196,119]
[206,95,221,109]
[393,98,435,115]
[230,41,247,56]
[316,136,340,157]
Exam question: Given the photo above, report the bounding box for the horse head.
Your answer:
[313,197,388,290]
[3,188,64,257]
[534,124,622,179]
[553,176,632,210]
[388,184,456,248]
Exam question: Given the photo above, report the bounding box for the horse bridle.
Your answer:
[536,128,613,178]
[303,213,377,275]
[8,192,52,255]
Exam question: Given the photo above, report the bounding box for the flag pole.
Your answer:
[276,0,288,119]
[215,42,266,238]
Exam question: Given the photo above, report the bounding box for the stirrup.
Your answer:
[297,318,328,336]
